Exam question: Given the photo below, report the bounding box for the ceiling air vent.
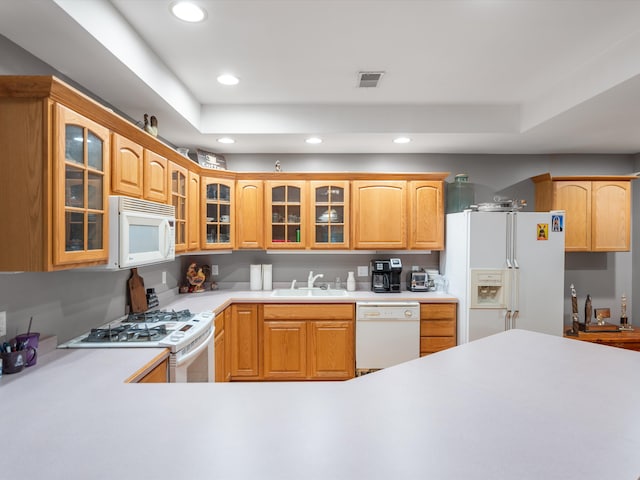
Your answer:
[357,71,384,88]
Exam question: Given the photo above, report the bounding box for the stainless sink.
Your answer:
[271,288,349,298]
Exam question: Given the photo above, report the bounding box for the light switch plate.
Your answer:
[0,311,6,337]
[162,271,167,285]
[357,266,368,277]
[211,264,219,276]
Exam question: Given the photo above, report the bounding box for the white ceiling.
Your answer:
[2,0,640,155]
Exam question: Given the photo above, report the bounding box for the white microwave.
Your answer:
[105,196,176,270]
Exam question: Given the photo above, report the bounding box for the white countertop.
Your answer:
[1,329,638,479]
[164,288,458,314]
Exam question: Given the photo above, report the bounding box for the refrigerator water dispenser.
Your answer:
[470,269,507,308]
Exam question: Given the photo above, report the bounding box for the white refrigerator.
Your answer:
[441,210,565,344]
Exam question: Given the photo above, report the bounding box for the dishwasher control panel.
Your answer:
[356,302,420,320]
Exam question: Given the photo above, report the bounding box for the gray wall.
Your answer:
[0,34,637,343]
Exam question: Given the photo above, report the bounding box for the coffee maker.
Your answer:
[370,258,402,293]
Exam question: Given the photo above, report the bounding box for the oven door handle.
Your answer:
[175,326,214,368]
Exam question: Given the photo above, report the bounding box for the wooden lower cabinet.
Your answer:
[420,303,457,356]
[126,354,169,383]
[308,320,354,379]
[214,308,231,382]
[229,304,261,380]
[263,320,307,379]
[262,303,354,381]
[565,329,640,352]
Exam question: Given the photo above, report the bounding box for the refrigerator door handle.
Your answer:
[505,213,512,267]
[505,310,512,331]
[512,310,519,329]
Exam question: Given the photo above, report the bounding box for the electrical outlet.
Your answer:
[0,311,6,337]
[162,271,167,285]
[357,265,368,277]
[211,264,219,276]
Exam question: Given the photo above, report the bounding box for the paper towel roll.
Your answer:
[262,264,273,291]
[250,264,262,291]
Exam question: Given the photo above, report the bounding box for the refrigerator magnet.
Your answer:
[537,223,549,240]
[551,214,563,232]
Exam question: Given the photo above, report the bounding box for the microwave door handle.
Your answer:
[164,221,171,257]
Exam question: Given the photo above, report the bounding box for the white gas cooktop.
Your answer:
[59,309,214,353]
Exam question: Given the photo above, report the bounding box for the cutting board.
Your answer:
[128,268,148,313]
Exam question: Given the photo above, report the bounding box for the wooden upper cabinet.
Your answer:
[202,177,235,249]
[111,133,143,197]
[533,173,635,252]
[54,104,111,267]
[592,181,631,251]
[236,180,264,249]
[265,181,308,249]
[309,181,350,249]
[408,180,444,250]
[352,180,407,249]
[187,171,200,251]
[143,150,169,203]
[169,161,188,253]
[555,181,591,251]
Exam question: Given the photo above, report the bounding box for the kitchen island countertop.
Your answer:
[1,329,638,479]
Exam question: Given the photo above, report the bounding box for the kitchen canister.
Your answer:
[262,264,273,291]
[250,265,262,291]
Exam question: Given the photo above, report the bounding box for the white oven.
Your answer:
[166,317,215,383]
[59,310,215,383]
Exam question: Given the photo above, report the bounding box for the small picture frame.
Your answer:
[196,149,227,170]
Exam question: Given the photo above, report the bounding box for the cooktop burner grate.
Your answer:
[82,324,169,343]
[126,309,192,323]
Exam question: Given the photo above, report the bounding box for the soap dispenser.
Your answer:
[346,271,356,291]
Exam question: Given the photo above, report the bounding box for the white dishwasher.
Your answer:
[356,301,420,372]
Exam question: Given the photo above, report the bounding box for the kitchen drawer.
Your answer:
[263,304,353,321]
[420,319,455,336]
[420,336,456,353]
[420,303,456,320]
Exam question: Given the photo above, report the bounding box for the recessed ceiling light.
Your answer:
[393,137,411,144]
[305,137,322,144]
[217,74,239,86]
[170,2,207,22]
[217,137,235,144]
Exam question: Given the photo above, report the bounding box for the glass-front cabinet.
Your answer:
[265,181,307,249]
[202,178,234,249]
[54,104,110,266]
[309,181,349,249]
[169,162,188,253]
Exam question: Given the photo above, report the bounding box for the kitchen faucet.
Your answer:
[307,271,324,289]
